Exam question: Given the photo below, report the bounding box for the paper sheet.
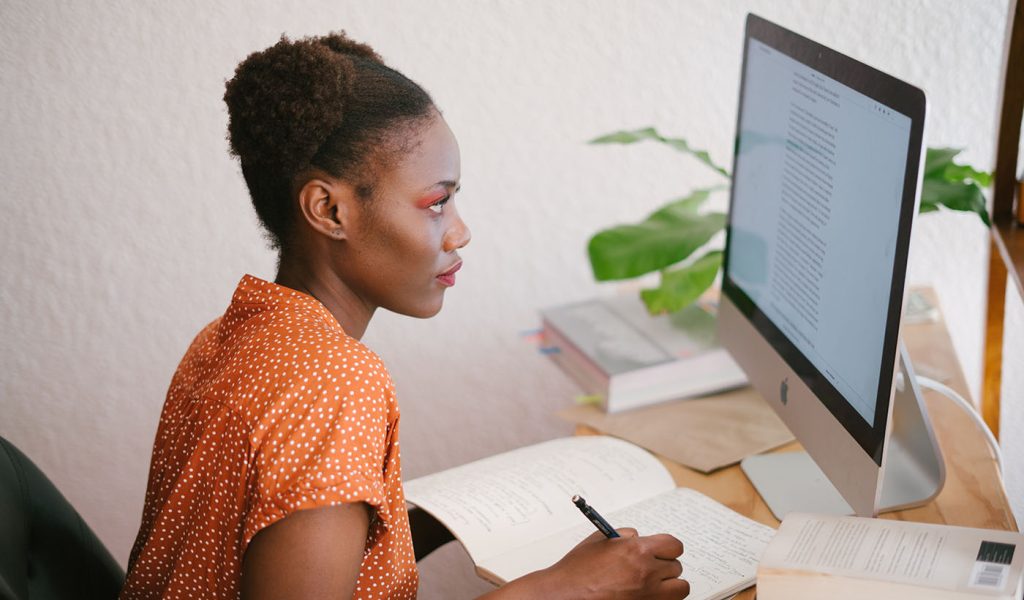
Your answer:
[558,386,794,473]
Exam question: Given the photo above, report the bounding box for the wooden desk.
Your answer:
[577,292,1017,600]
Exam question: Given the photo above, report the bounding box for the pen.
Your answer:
[571,494,620,538]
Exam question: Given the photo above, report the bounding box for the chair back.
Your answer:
[0,436,124,600]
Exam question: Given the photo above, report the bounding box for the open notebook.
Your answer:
[404,436,776,600]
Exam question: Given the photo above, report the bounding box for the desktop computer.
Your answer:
[718,14,945,519]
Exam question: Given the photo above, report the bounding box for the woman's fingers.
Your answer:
[642,533,684,559]
[655,557,684,580]
[659,577,691,599]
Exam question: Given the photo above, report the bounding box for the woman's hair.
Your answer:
[224,32,435,250]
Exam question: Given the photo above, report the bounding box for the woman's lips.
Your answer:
[437,261,462,287]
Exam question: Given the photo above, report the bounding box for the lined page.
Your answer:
[484,488,775,600]
[404,436,674,563]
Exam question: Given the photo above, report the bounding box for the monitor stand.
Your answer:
[740,343,946,520]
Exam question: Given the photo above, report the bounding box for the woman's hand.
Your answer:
[482,528,689,600]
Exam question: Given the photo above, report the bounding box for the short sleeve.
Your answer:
[242,361,394,552]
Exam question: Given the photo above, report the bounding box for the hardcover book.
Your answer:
[540,295,747,412]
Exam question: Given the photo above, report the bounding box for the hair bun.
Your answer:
[316,32,382,63]
[224,34,356,174]
[224,31,434,251]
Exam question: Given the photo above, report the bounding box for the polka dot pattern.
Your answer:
[121,275,417,599]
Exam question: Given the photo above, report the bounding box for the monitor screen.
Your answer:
[723,18,923,464]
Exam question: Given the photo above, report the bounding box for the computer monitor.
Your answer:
[718,14,945,519]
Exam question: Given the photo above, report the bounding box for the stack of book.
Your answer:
[540,294,746,413]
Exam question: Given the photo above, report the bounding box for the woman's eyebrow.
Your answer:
[429,180,460,192]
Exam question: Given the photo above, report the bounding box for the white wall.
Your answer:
[1003,286,1024,523]
[0,1,1016,598]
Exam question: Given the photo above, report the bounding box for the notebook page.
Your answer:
[404,436,675,564]
[482,488,775,600]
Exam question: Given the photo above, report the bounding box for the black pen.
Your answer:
[571,494,620,538]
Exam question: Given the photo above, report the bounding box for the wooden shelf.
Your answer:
[993,216,1024,299]
[982,0,1021,441]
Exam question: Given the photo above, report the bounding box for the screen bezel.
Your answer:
[722,14,925,465]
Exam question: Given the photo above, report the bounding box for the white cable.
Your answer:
[916,375,1003,476]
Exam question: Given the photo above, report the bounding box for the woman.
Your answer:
[121,32,690,600]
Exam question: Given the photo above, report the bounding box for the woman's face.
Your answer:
[337,114,470,318]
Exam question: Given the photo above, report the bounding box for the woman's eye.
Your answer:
[428,196,450,214]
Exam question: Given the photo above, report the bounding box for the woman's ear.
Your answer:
[296,176,357,241]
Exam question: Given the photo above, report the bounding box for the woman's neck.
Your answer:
[275,252,375,340]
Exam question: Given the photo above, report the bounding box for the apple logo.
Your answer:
[780,377,789,405]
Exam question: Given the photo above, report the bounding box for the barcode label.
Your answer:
[977,540,1016,565]
[969,561,1008,589]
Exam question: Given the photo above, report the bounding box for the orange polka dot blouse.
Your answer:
[121,275,418,599]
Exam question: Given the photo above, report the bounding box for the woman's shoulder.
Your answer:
[235,307,392,390]
[219,309,398,436]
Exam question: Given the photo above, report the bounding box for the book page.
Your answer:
[761,513,1024,595]
[403,436,674,564]
[481,488,775,600]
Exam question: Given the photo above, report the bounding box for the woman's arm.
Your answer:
[240,507,689,600]
[240,502,371,600]
[408,506,456,560]
[477,529,690,600]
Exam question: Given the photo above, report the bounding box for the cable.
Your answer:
[916,375,1003,476]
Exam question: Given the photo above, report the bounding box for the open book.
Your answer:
[757,513,1024,599]
[404,436,775,600]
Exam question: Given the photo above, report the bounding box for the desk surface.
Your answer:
[578,291,1016,600]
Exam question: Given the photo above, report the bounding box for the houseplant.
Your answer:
[586,127,993,314]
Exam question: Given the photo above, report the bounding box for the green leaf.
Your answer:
[924,147,963,178]
[588,189,726,281]
[924,147,993,186]
[920,179,991,227]
[647,189,713,222]
[589,127,730,178]
[640,251,724,314]
[661,138,730,179]
[942,163,993,187]
[589,127,660,145]
[919,147,992,226]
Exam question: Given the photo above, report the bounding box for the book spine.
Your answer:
[541,319,612,404]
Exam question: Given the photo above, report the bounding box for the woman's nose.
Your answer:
[443,210,471,252]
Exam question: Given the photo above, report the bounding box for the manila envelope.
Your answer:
[558,386,794,473]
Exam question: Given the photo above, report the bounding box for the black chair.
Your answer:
[0,436,124,599]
